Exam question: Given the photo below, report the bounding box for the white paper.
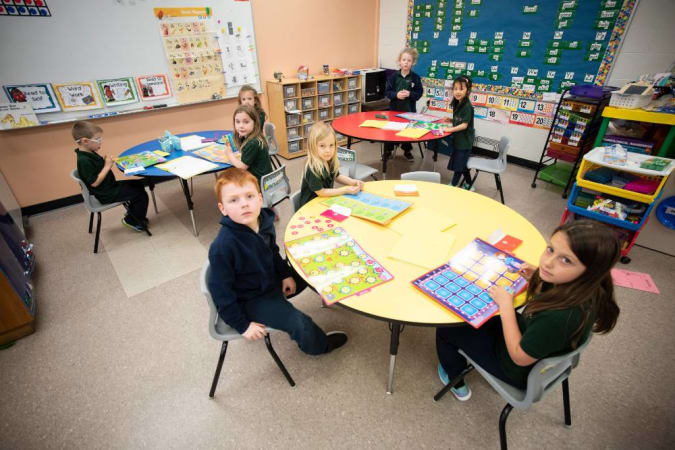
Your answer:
[394,184,418,193]
[542,92,562,103]
[382,121,409,131]
[160,156,220,179]
[124,166,145,175]
[331,205,352,216]
[179,135,209,151]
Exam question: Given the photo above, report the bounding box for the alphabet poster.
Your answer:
[135,74,173,100]
[53,82,102,111]
[0,103,39,130]
[2,83,61,113]
[96,77,139,106]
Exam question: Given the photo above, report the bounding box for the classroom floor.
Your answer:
[1,142,673,449]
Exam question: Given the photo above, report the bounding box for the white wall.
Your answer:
[377,0,675,162]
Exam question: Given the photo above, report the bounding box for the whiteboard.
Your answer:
[0,0,261,125]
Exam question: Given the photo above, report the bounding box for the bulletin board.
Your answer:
[406,0,637,128]
[0,0,262,128]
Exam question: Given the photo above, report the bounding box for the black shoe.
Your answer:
[404,150,414,162]
[325,331,348,353]
[382,151,393,162]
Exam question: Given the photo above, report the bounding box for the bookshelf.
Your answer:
[266,74,362,159]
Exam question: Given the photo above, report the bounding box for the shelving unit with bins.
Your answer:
[560,147,674,263]
[531,88,610,198]
[266,75,362,159]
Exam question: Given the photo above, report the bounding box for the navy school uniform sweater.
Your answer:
[207,208,292,333]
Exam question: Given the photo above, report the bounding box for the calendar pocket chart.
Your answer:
[412,238,528,328]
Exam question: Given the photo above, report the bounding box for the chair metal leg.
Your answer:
[264,334,295,387]
[94,212,102,253]
[562,378,572,427]
[88,212,94,233]
[499,403,514,450]
[209,341,228,398]
[433,365,475,401]
[418,142,425,159]
[495,173,505,204]
[468,171,479,189]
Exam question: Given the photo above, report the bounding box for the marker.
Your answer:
[153,104,168,109]
[88,112,118,119]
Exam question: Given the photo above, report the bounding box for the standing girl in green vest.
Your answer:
[436,220,620,400]
[440,75,475,187]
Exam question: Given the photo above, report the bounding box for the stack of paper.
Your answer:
[156,155,220,179]
[388,206,455,235]
[396,128,430,139]
[179,135,209,151]
[359,120,388,128]
[382,121,409,131]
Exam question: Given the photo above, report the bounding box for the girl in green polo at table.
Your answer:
[439,75,475,188]
[298,122,363,208]
[223,104,273,184]
[436,220,621,401]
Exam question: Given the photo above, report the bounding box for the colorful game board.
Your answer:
[114,151,166,170]
[395,112,441,122]
[192,134,236,164]
[322,192,412,225]
[412,238,528,328]
[286,227,394,305]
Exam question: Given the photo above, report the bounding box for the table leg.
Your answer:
[382,144,389,180]
[347,136,352,149]
[386,322,402,394]
[179,178,198,237]
[148,181,159,214]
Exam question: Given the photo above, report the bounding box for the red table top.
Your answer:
[331,111,451,143]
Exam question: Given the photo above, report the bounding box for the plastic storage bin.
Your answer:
[318,108,331,120]
[317,81,330,94]
[333,93,344,105]
[333,79,345,91]
[284,98,299,112]
[303,123,313,136]
[286,114,300,127]
[283,85,297,98]
[287,126,300,139]
[288,140,301,153]
[318,95,331,108]
[334,106,344,117]
[302,111,314,124]
[348,103,359,114]
[302,97,315,110]
[347,90,359,103]
[348,77,358,89]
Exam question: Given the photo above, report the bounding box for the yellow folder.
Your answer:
[388,231,456,269]
[359,120,388,128]
[395,128,430,138]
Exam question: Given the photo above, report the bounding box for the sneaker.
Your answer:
[121,217,144,232]
[325,331,348,353]
[438,362,472,401]
[404,150,415,162]
[462,182,476,192]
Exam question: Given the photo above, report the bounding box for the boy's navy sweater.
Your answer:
[384,70,423,112]
[207,208,292,334]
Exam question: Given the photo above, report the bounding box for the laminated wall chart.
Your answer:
[408,0,637,129]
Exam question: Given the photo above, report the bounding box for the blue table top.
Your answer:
[117,130,233,177]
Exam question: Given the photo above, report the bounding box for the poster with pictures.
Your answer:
[96,77,139,106]
[135,74,173,100]
[0,102,39,130]
[2,83,61,113]
[218,24,257,87]
[52,82,102,111]
[157,12,226,104]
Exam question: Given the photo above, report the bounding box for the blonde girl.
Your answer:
[298,122,363,208]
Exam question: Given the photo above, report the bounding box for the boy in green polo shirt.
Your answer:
[73,121,149,231]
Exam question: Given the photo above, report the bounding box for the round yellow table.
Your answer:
[284,180,546,393]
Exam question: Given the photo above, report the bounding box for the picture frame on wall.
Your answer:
[2,83,61,113]
[135,74,173,101]
[96,77,139,107]
[53,82,103,111]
